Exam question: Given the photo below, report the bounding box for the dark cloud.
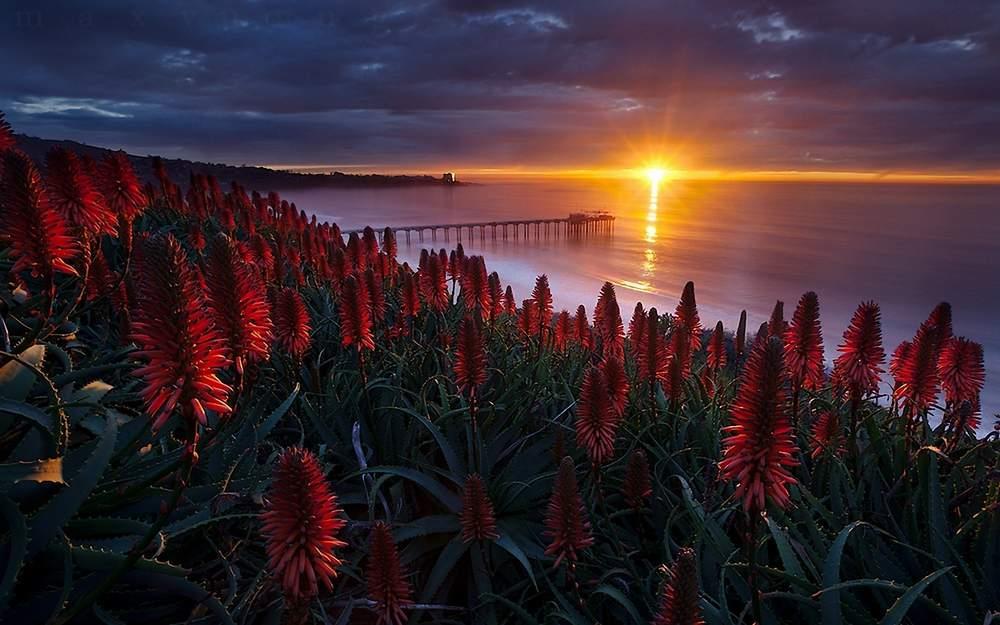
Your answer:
[1,0,998,172]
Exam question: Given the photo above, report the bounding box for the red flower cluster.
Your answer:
[454,316,487,395]
[594,282,624,358]
[893,303,951,415]
[544,457,594,567]
[719,338,797,514]
[274,287,313,359]
[622,448,652,511]
[460,473,499,542]
[831,301,885,402]
[367,522,413,625]
[131,234,231,431]
[576,365,622,466]
[784,291,825,391]
[810,411,845,460]
[339,275,374,352]
[44,148,116,238]
[652,547,704,625]
[261,448,346,600]
[205,234,273,375]
[706,321,727,372]
[0,150,79,287]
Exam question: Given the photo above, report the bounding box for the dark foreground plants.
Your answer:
[0,111,997,624]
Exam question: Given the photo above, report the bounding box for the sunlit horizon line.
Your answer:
[264,163,1000,184]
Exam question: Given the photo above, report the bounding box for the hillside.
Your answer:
[13,134,457,190]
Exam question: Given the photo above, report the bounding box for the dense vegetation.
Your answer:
[0,111,997,625]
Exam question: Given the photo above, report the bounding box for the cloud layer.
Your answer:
[2,0,998,172]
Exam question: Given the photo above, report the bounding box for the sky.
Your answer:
[2,0,1000,177]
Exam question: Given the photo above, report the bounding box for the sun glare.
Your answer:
[644,166,668,184]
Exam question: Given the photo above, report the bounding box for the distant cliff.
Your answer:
[13,134,459,190]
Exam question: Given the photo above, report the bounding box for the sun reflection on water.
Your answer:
[639,178,659,289]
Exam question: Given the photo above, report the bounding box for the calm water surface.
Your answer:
[283,178,1000,431]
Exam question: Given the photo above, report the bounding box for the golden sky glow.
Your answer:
[268,162,1000,184]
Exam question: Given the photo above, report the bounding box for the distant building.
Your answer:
[442,172,457,184]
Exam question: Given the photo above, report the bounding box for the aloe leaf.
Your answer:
[820,520,868,625]
[0,398,55,435]
[27,415,117,557]
[880,567,953,625]
[365,465,461,512]
[0,457,64,484]
[256,383,299,441]
[765,515,806,581]
[494,526,537,588]
[0,495,27,611]
[395,514,460,542]
[594,583,643,624]
[122,570,234,625]
[418,536,469,603]
[0,344,45,401]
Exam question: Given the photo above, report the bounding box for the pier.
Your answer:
[346,212,615,245]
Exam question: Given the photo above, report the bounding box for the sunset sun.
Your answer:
[644,166,668,184]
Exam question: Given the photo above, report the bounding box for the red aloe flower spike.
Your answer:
[674,281,702,353]
[460,474,499,542]
[766,300,786,338]
[382,227,397,261]
[544,457,594,567]
[736,310,747,360]
[339,275,375,352]
[362,226,380,266]
[502,285,517,316]
[97,151,144,222]
[889,340,912,381]
[44,148,115,237]
[628,302,647,356]
[448,249,464,285]
[574,305,593,349]
[576,366,621,466]
[0,111,14,152]
[367,522,413,625]
[205,234,273,376]
[532,274,554,338]
[603,354,630,416]
[400,270,421,318]
[707,321,727,371]
[640,308,668,389]
[419,250,448,312]
[894,302,951,415]
[831,301,885,402]
[938,337,984,406]
[810,411,845,460]
[131,234,231,432]
[460,255,490,317]
[261,448,346,601]
[518,299,538,339]
[554,310,572,352]
[454,316,487,395]
[487,272,504,322]
[273,287,312,359]
[652,547,704,625]
[0,150,79,287]
[363,267,387,323]
[594,281,624,359]
[667,319,694,383]
[623,448,652,511]
[346,232,366,272]
[718,338,798,515]
[784,291,825,391]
